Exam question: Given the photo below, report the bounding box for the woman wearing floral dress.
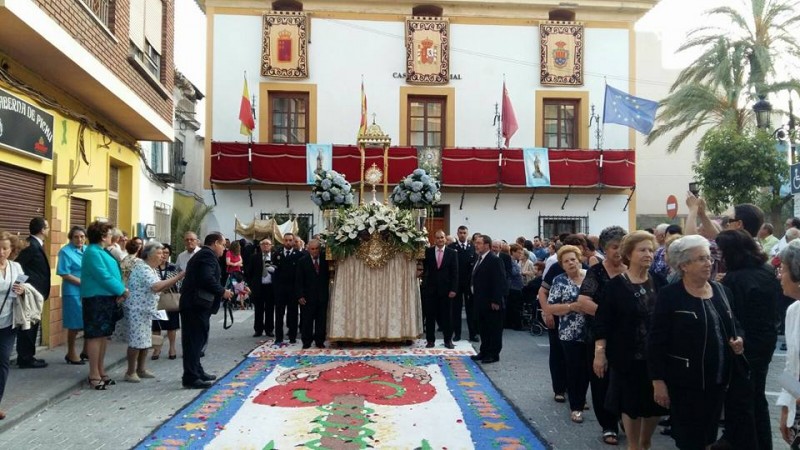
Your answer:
[124,241,183,382]
[546,244,589,423]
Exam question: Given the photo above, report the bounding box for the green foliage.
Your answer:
[693,128,788,213]
[170,202,214,253]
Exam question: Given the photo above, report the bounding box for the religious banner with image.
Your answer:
[261,11,308,78]
[306,143,332,185]
[540,21,584,86]
[405,17,450,84]
[523,147,551,187]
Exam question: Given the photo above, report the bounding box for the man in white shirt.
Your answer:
[177,232,202,272]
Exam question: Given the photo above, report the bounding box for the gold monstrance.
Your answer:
[364,164,383,205]
[357,116,392,205]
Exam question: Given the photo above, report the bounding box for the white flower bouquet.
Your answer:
[390,168,441,209]
[323,203,426,259]
[310,169,354,210]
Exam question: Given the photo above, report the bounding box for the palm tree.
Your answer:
[170,202,214,253]
[647,0,800,153]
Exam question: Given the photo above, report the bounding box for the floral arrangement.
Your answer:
[323,204,427,260]
[390,168,441,209]
[310,169,355,210]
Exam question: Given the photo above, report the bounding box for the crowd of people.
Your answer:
[0,196,800,450]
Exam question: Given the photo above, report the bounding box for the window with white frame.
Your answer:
[154,202,171,243]
[150,141,164,173]
[129,0,163,80]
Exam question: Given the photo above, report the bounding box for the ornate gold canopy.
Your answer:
[357,120,391,205]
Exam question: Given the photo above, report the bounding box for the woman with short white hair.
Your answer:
[123,241,183,382]
[648,235,744,450]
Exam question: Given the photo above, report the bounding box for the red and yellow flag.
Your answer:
[358,80,367,137]
[239,76,255,137]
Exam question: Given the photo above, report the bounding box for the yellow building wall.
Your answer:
[0,74,142,347]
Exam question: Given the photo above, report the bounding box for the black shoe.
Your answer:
[470,353,484,361]
[453,335,461,342]
[444,341,455,349]
[425,341,435,348]
[781,343,788,351]
[65,355,86,365]
[18,359,47,369]
[470,336,480,342]
[481,356,500,364]
[266,331,275,337]
[659,417,671,427]
[302,343,312,349]
[316,342,326,348]
[80,352,89,361]
[253,332,263,337]
[199,351,205,358]
[289,338,297,344]
[200,373,217,381]
[183,379,213,389]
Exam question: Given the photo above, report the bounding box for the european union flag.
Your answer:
[602,85,659,135]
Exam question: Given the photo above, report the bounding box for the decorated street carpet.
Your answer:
[135,340,549,449]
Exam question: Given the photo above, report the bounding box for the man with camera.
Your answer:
[247,238,276,338]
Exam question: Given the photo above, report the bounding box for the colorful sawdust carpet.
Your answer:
[136,340,549,449]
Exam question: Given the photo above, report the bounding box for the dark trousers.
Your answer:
[180,308,211,384]
[424,293,453,343]
[669,384,726,450]
[548,318,567,395]
[452,287,476,340]
[561,340,590,412]
[720,357,772,450]
[300,300,328,346]
[0,326,15,403]
[15,320,38,364]
[275,287,298,342]
[587,337,619,433]
[477,307,503,358]
[504,289,523,329]
[252,283,275,334]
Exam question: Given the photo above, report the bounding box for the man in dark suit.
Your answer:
[295,239,330,349]
[470,234,506,364]
[273,232,303,344]
[448,225,477,342]
[246,238,276,338]
[15,217,50,368]
[492,239,513,297]
[423,230,459,349]
[179,232,233,389]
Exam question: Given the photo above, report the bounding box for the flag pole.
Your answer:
[245,71,254,207]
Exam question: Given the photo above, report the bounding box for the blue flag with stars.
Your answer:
[602,85,659,135]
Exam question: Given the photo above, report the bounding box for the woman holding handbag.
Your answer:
[124,241,183,382]
[152,244,180,360]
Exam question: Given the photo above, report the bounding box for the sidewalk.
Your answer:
[0,337,130,433]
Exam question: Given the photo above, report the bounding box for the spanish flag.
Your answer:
[358,80,367,137]
[239,76,255,137]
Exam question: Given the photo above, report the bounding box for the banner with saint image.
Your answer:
[306,144,332,185]
[523,148,551,187]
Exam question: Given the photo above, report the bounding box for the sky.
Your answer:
[173,0,785,132]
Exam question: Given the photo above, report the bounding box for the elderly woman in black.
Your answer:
[716,229,779,450]
[594,230,667,450]
[575,225,627,445]
[648,235,744,450]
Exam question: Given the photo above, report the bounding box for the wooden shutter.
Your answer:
[70,197,88,229]
[0,163,46,236]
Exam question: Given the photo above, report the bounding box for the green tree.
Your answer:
[693,128,788,223]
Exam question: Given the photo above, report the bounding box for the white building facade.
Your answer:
[199,0,672,240]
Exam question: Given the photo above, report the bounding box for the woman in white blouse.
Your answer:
[777,239,800,445]
[0,231,29,420]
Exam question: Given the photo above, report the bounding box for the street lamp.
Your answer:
[753,95,772,130]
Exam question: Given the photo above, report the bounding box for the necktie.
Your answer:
[436,248,443,269]
[314,259,320,274]
[472,255,483,274]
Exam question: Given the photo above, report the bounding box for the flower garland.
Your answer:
[323,204,427,260]
[390,169,441,209]
[311,169,355,210]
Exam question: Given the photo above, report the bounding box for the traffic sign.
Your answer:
[793,163,800,195]
[666,195,678,219]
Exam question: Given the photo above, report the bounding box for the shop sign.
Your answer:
[0,88,54,160]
